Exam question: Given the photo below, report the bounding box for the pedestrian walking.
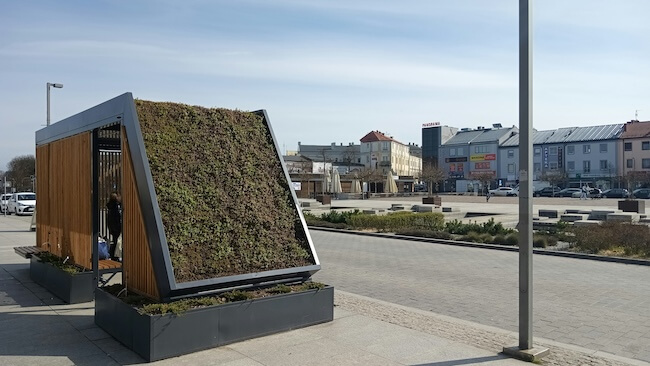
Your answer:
[486,190,491,202]
[580,185,588,200]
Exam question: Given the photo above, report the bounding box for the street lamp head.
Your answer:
[52,83,63,88]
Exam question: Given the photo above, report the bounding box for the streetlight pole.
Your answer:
[503,0,549,362]
[46,82,63,126]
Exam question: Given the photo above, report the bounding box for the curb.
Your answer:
[309,226,650,267]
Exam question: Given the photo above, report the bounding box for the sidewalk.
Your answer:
[0,215,647,365]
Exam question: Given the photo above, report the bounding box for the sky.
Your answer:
[1,0,649,171]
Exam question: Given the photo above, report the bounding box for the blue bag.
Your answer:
[98,238,110,260]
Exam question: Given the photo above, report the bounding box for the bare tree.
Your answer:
[356,167,382,197]
[6,155,36,191]
[626,171,650,195]
[296,159,313,198]
[539,170,568,195]
[471,171,495,195]
[342,145,358,173]
[420,163,446,196]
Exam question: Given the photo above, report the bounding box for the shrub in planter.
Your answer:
[492,234,506,245]
[348,212,444,232]
[504,233,519,246]
[533,237,548,248]
[30,252,94,304]
[394,229,453,240]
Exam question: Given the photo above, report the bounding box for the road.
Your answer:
[310,229,650,363]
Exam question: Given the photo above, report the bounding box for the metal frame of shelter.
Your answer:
[35,93,320,301]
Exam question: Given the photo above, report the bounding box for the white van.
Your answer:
[7,192,36,215]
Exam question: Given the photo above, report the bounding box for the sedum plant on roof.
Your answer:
[135,100,313,283]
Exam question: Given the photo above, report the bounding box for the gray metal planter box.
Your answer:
[618,199,645,213]
[422,196,442,205]
[29,256,94,304]
[95,285,334,362]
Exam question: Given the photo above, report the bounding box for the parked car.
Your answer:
[7,192,36,215]
[632,188,650,199]
[601,188,630,199]
[533,186,561,197]
[488,187,518,196]
[571,188,602,198]
[0,193,11,212]
[556,188,582,197]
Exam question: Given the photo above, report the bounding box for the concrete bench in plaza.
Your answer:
[560,214,589,222]
[606,213,640,222]
[538,209,558,218]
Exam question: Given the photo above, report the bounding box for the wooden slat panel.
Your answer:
[35,133,92,269]
[122,128,160,300]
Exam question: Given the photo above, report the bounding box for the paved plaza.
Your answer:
[1,196,649,365]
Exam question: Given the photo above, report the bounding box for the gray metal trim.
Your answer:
[36,93,129,145]
[253,110,320,266]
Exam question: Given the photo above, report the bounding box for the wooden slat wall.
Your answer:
[122,129,160,300]
[35,133,93,269]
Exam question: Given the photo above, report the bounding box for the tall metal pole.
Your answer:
[46,82,63,126]
[46,83,51,126]
[518,0,533,350]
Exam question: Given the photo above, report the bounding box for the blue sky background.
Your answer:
[1,0,649,171]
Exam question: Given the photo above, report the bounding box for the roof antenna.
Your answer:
[635,110,640,120]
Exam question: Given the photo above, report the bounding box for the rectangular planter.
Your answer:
[618,200,645,213]
[30,256,95,304]
[95,285,334,362]
[422,196,442,205]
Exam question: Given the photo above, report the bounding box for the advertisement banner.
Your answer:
[470,153,496,161]
[445,157,468,163]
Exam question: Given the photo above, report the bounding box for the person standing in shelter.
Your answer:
[106,192,123,261]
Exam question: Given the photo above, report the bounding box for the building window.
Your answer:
[533,163,541,172]
[624,142,632,151]
[567,161,575,171]
[382,156,389,162]
[600,160,608,170]
[567,146,575,155]
[583,160,591,173]
[583,145,591,154]
[474,145,488,153]
[382,142,389,150]
[644,159,650,169]
[508,163,515,173]
[549,146,558,155]
[549,162,558,170]
[534,148,541,156]
[457,147,464,155]
[643,141,650,150]
[366,156,370,163]
[449,148,456,156]
[507,150,514,158]
[600,144,607,153]
[627,159,634,169]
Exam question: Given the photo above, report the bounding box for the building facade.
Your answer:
[359,131,422,177]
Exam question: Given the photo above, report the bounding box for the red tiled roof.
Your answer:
[360,131,395,143]
[621,120,650,139]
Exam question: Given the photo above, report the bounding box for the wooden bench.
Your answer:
[15,245,121,272]
[99,259,122,271]
[14,246,43,259]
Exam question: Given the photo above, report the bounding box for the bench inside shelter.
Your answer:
[14,245,122,273]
